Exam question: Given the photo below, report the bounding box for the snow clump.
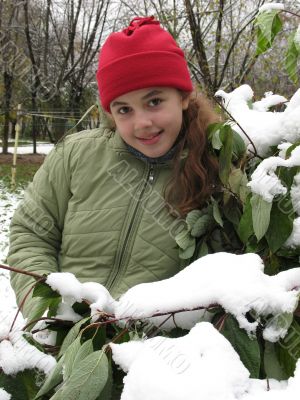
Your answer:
[111,322,250,400]
[259,3,285,13]
[111,322,300,400]
[0,388,11,400]
[115,252,300,341]
[214,85,300,156]
[248,145,300,202]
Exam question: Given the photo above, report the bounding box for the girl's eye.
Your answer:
[118,106,131,115]
[148,98,162,107]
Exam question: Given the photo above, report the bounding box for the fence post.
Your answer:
[11,104,22,188]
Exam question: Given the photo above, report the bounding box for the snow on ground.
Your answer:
[7,143,53,155]
[0,183,23,314]
[0,181,57,381]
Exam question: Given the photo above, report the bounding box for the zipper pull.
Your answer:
[148,167,155,184]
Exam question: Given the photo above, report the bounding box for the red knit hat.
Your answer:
[96,16,193,112]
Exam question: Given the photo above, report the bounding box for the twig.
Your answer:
[22,316,74,331]
[281,10,300,19]
[9,277,45,333]
[0,263,45,281]
[215,313,228,332]
[214,98,263,160]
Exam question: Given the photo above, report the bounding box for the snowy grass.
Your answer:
[0,163,42,329]
[0,182,23,322]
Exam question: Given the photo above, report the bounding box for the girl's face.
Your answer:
[110,87,190,158]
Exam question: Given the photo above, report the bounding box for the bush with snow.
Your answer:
[1,3,300,399]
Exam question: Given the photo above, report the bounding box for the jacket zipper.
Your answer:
[106,164,155,292]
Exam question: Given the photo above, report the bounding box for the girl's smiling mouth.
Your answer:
[138,130,163,145]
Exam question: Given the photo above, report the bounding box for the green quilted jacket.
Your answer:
[8,126,185,318]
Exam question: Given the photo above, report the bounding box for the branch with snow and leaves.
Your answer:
[1,3,300,400]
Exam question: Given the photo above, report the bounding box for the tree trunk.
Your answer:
[2,71,13,154]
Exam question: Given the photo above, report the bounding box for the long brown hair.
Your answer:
[165,90,220,217]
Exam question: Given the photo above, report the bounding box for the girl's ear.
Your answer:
[181,92,191,110]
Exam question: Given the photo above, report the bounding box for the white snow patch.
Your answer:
[215,85,300,157]
[277,142,292,159]
[7,143,53,155]
[115,252,300,340]
[253,92,287,112]
[0,330,56,376]
[46,272,83,305]
[112,325,300,400]
[248,146,300,202]
[285,217,300,248]
[259,3,285,12]
[46,272,116,317]
[0,388,11,400]
[111,322,250,400]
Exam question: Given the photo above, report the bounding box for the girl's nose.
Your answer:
[134,110,153,130]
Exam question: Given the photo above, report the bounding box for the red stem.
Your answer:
[0,263,45,281]
[9,277,45,333]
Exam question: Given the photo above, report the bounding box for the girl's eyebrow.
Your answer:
[141,89,163,100]
[111,90,163,109]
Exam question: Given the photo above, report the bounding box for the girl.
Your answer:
[8,16,219,318]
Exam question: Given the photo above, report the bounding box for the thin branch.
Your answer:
[214,98,263,159]
[0,263,45,280]
[282,10,300,19]
[9,277,45,333]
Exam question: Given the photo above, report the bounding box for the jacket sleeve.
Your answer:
[7,142,71,319]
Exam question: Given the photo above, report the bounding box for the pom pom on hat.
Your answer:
[96,16,193,112]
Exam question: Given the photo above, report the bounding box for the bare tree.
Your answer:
[23,0,110,142]
[0,0,23,154]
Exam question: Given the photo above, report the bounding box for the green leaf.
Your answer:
[219,125,233,185]
[238,195,254,243]
[59,317,91,357]
[265,196,294,252]
[264,341,289,380]
[99,359,113,400]
[33,281,61,299]
[55,350,109,400]
[286,142,300,159]
[294,24,300,52]
[232,129,246,160]
[186,209,203,230]
[221,314,261,378]
[179,240,196,259]
[250,194,272,241]
[175,229,194,250]
[228,169,249,203]
[285,32,300,84]
[277,166,299,190]
[256,27,272,54]
[211,197,223,227]
[207,122,223,150]
[0,369,42,400]
[255,10,283,54]
[198,241,209,257]
[25,297,53,330]
[35,356,65,399]
[223,196,241,228]
[277,319,300,377]
[73,339,94,369]
[63,336,83,380]
[191,214,212,237]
